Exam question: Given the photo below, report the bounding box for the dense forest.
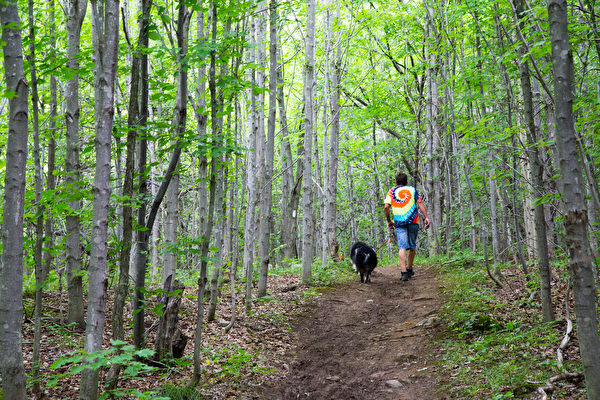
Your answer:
[1,0,599,397]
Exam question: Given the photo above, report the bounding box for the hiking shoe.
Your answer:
[407,268,414,277]
[400,272,409,281]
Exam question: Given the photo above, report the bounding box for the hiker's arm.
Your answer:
[417,197,430,229]
[384,204,394,229]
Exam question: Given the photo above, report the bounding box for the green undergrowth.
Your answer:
[430,252,580,399]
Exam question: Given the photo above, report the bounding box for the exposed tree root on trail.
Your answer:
[258,264,445,400]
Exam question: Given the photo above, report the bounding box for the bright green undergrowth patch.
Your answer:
[202,344,273,383]
[156,384,203,399]
[431,253,577,399]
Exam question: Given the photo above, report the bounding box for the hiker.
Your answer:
[383,172,430,281]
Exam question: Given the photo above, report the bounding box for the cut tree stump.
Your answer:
[154,275,187,361]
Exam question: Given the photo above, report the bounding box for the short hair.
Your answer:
[395,172,408,186]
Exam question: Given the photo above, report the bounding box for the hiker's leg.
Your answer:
[407,249,416,269]
[395,227,409,272]
[398,248,407,272]
[406,224,419,276]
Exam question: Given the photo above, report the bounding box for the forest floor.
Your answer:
[24,262,446,399]
[256,264,445,400]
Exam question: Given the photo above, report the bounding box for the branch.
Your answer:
[536,372,584,399]
[557,279,573,372]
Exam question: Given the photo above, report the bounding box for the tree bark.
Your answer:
[164,173,180,283]
[278,52,302,261]
[28,0,45,393]
[80,0,119,398]
[244,13,259,311]
[192,0,220,383]
[133,0,189,350]
[64,0,88,330]
[513,0,554,322]
[547,0,600,396]
[0,2,29,397]
[111,0,150,356]
[301,0,316,283]
[325,0,341,262]
[257,0,278,297]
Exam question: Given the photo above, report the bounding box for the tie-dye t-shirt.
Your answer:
[384,186,420,226]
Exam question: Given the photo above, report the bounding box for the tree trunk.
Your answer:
[325,0,341,262]
[278,46,302,262]
[164,173,180,283]
[111,0,150,360]
[80,0,119,398]
[301,0,316,283]
[0,2,29,398]
[133,0,188,350]
[258,0,278,297]
[548,0,600,396]
[424,3,442,255]
[28,0,45,393]
[244,14,259,311]
[192,0,220,383]
[514,0,554,321]
[64,0,88,330]
[207,163,228,321]
[154,276,186,361]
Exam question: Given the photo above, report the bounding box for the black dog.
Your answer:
[350,242,378,283]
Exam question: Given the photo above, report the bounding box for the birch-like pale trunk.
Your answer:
[243,14,259,310]
[64,0,87,329]
[301,0,316,283]
[548,0,600,395]
[193,0,220,382]
[0,2,28,398]
[110,0,150,362]
[192,0,210,379]
[324,0,341,262]
[278,46,301,261]
[80,0,119,397]
[207,164,227,320]
[207,15,234,317]
[164,173,180,283]
[424,3,442,255]
[258,0,278,297]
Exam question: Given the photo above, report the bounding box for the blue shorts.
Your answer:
[395,224,419,250]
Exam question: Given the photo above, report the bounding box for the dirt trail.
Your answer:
[260,264,445,400]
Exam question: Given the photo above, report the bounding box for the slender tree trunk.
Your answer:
[0,2,29,398]
[135,0,190,350]
[64,0,88,330]
[192,0,219,383]
[301,0,316,283]
[164,173,180,283]
[244,15,259,311]
[257,0,278,297]
[80,0,119,398]
[28,1,45,393]
[208,15,233,318]
[548,1,600,396]
[111,0,150,363]
[192,0,209,381]
[513,0,554,321]
[424,3,442,255]
[325,1,341,261]
[207,164,227,321]
[278,46,302,262]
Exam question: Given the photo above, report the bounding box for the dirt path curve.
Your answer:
[260,264,445,400]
